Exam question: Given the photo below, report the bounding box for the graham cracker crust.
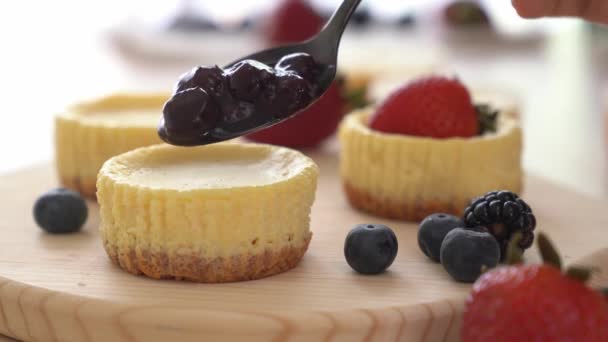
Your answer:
[102,234,312,283]
[60,176,97,200]
[343,181,466,222]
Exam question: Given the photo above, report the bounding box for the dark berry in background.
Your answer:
[321,7,372,27]
[33,188,88,234]
[167,14,218,32]
[396,13,416,27]
[344,224,398,275]
[418,213,465,262]
[444,0,490,27]
[440,227,500,283]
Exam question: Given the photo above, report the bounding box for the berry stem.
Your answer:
[505,232,524,265]
[565,266,593,283]
[537,233,563,270]
[476,104,498,135]
[344,86,369,110]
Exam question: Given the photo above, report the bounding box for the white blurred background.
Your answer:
[0,0,606,198]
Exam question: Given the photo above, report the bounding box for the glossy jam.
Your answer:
[159,53,325,146]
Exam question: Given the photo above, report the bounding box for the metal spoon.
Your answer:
[159,0,363,146]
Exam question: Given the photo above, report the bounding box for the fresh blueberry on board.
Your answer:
[418,213,465,262]
[344,224,398,275]
[33,188,88,234]
[440,227,500,283]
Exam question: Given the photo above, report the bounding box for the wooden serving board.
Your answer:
[0,142,607,342]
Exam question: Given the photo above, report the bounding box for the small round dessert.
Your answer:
[97,142,319,283]
[55,93,167,198]
[338,108,522,221]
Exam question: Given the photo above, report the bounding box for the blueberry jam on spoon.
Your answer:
[158,0,363,146]
[159,53,328,146]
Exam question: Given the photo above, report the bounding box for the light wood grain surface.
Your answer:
[0,140,607,342]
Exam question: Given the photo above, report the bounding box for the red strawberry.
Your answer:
[246,81,345,148]
[266,0,325,44]
[462,234,608,342]
[369,76,479,138]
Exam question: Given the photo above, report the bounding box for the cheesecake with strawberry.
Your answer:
[338,76,522,221]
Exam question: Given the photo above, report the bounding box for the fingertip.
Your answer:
[512,0,549,18]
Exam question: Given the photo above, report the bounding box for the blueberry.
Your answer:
[227,60,275,102]
[175,65,227,97]
[162,88,220,134]
[254,82,279,117]
[418,213,465,262]
[344,224,398,275]
[223,101,256,123]
[275,53,318,83]
[272,72,313,118]
[255,74,311,119]
[33,188,88,234]
[440,227,500,283]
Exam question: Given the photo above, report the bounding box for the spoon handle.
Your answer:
[313,0,362,56]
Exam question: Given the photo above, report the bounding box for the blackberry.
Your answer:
[463,190,536,259]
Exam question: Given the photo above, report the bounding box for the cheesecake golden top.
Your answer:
[99,143,319,191]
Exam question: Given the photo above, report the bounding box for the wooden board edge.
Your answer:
[0,276,465,342]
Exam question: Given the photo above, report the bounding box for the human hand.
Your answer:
[512,0,608,25]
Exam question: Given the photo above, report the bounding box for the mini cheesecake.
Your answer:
[55,93,168,198]
[97,142,319,283]
[339,107,522,222]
